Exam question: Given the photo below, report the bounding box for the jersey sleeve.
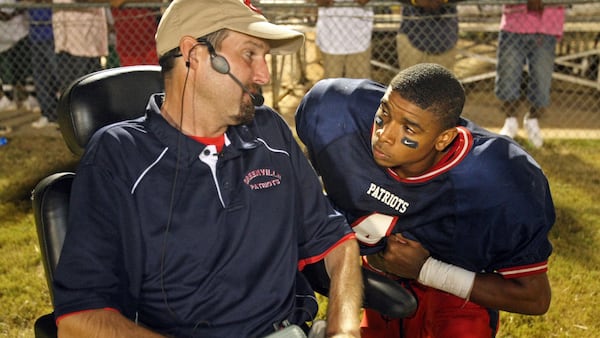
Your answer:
[447,134,556,276]
[295,78,390,258]
[283,115,356,269]
[53,166,130,318]
[295,78,386,166]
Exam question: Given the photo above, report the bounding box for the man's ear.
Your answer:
[179,36,201,69]
[435,127,458,151]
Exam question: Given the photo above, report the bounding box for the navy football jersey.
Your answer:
[296,78,555,278]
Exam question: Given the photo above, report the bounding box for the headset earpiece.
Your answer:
[211,55,230,74]
[198,38,231,74]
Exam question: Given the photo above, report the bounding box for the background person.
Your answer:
[396,0,460,71]
[315,0,374,79]
[495,0,565,148]
[0,0,30,111]
[29,3,59,128]
[52,0,108,98]
[109,0,158,66]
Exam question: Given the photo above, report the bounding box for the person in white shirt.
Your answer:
[52,0,108,95]
[0,0,29,112]
[316,0,373,79]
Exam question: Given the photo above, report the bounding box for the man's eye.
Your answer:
[245,50,258,60]
[375,116,383,126]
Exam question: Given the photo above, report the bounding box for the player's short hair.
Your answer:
[389,63,465,130]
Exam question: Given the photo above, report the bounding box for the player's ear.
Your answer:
[435,127,458,151]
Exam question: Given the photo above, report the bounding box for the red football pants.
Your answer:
[361,282,499,338]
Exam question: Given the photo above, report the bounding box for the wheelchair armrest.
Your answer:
[362,268,417,319]
[34,313,57,338]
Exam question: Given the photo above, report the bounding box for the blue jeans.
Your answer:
[30,39,59,120]
[57,52,102,95]
[494,31,557,109]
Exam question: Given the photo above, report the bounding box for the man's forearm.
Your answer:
[323,239,363,338]
[57,309,165,338]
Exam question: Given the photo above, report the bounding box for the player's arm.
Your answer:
[370,233,551,315]
[57,309,165,338]
[469,270,551,315]
[323,238,363,338]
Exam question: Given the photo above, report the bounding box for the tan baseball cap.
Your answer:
[155,0,305,57]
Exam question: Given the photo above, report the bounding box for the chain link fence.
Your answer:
[1,1,598,139]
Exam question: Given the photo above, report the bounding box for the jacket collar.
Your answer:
[145,94,261,165]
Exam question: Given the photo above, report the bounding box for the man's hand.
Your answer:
[411,0,448,12]
[57,309,165,338]
[378,233,429,279]
[316,0,334,7]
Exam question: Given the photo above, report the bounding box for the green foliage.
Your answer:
[1,135,599,337]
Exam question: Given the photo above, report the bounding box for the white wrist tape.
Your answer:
[417,257,476,299]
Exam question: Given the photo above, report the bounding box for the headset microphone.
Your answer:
[201,40,265,106]
[227,72,264,106]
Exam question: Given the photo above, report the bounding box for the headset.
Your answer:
[188,38,264,106]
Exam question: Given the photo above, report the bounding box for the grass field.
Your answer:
[1,131,599,337]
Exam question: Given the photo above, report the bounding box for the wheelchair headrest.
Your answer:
[57,65,164,156]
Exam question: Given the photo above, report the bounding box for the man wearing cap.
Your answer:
[51,0,363,337]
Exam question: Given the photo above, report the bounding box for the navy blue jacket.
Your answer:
[53,94,354,337]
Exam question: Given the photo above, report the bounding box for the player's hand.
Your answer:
[364,252,386,272]
[379,233,429,279]
[527,0,544,12]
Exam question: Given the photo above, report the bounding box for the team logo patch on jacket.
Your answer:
[244,168,282,190]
